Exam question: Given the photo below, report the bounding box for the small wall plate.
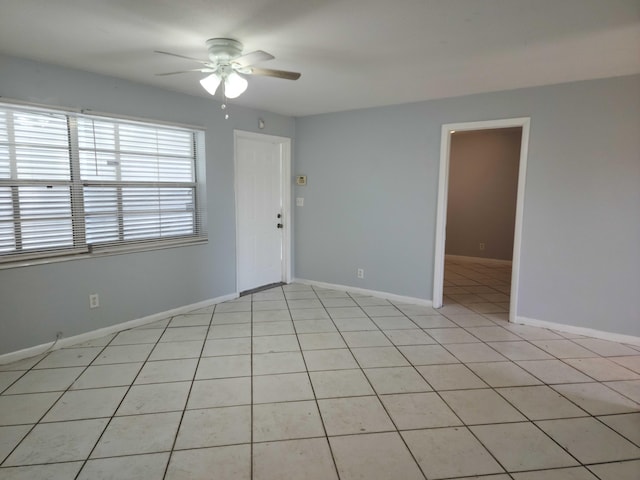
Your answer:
[296,175,307,186]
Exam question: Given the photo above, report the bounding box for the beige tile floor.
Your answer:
[0,257,639,479]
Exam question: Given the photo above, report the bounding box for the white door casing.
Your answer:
[235,131,291,293]
[432,118,530,322]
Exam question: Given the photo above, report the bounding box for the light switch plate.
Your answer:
[296,197,304,207]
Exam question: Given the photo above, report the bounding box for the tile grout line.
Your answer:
[358,282,637,473]
[282,285,343,480]
[244,288,633,464]
[1,275,638,476]
[0,339,117,468]
[442,263,640,472]
[445,264,640,393]
[441,269,594,471]
[346,290,516,478]
[439,265,592,474]
[160,307,217,480]
[311,285,431,480]
[71,317,179,479]
[445,298,640,452]
[310,268,633,471]
[2,313,204,473]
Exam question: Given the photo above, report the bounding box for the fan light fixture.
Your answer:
[223,72,248,98]
[199,70,248,99]
[156,38,301,118]
[199,74,221,96]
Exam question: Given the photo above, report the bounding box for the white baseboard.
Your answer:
[516,315,640,347]
[0,292,239,365]
[294,278,433,307]
[445,254,513,266]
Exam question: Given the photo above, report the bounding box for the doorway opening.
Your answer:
[234,130,292,294]
[432,118,530,323]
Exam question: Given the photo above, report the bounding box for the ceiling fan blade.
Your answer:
[233,50,275,67]
[154,50,209,65]
[155,69,208,76]
[249,67,301,80]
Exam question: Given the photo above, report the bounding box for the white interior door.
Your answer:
[236,135,284,293]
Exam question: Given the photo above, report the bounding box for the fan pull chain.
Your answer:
[221,95,230,120]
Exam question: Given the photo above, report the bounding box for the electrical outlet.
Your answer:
[479,243,485,251]
[89,293,100,309]
[357,268,364,279]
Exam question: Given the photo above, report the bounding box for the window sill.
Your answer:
[0,237,208,270]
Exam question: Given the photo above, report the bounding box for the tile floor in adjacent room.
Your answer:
[1,262,639,479]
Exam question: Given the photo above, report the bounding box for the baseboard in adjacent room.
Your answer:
[516,315,640,347]
[0,292,239,365]
[293,278,433,307]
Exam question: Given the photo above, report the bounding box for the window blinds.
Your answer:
[0,103,206,264]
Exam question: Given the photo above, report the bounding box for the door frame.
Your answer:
[432,117,531,322]
[234,130,292,293]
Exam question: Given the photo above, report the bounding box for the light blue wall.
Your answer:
[2,53,638,353]
[0,54,295,354]
[294,75,640,336]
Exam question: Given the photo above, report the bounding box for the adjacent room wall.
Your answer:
[0,54,295,355]
[294,74,640,337]
[445,128,522,260]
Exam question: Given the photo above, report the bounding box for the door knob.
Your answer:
[277,223,283,229]
[277,213,282,218]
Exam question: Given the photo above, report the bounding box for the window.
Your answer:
[0,103,206,264]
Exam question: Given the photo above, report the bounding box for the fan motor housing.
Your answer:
[206,38,243,62]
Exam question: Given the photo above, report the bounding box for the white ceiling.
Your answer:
[1,0,639,117]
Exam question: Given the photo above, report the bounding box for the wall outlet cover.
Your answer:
[89,293,100,309]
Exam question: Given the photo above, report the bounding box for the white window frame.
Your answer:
[0,101,207,268]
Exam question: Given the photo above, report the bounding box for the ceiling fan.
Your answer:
[155,38,301,99]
